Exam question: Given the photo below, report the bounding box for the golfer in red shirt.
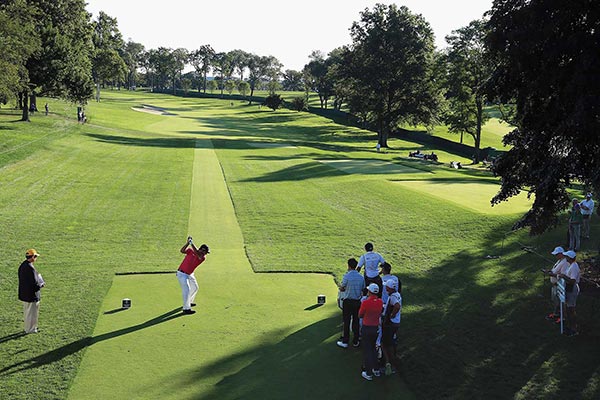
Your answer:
[358,283,383,380]
[176,236,209,314]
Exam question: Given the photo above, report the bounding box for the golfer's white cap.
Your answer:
[551,246,565,255]
[385,280,397,289]
[587,193,593,198]
[563,250,577,259]
[367,283,379,294]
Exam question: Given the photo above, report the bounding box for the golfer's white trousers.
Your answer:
[177,271,198,310]
[23,301,40,333]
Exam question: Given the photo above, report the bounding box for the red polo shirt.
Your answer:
[359,296,383,326]
[178,248,205,274]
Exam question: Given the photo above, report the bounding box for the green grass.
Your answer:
[1,90,599,400]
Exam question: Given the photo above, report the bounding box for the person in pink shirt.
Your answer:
[176,236,209,314]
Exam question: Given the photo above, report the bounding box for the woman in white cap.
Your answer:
[559,250,580,336]
[358,283,383,380]
[580,193,594,239]
[542,246,569,323]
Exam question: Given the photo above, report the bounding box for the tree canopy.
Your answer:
[486,0,600,234]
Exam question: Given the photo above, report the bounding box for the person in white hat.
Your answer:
[358,283,383,380]
[381,279,402,376]
[580,193,594,239]
[558,250,580,336]
[18,249,45,334]
[542,246,569,323]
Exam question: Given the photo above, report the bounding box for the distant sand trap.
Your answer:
[131,104,176,116]
[248,142,296,148]
[319,159,422,175]
[394,180,533,215]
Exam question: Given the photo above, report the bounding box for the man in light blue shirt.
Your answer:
[337,258,365,348]
[357,242,385,297]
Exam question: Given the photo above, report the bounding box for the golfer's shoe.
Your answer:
[361,371,373,381]
[191,303,197,307]
[353,341,360,348]
[336,340,349,348]
[373,369,381,377]
[182,309,196,315]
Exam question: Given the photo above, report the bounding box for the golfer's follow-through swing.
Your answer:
[176,236,209,315]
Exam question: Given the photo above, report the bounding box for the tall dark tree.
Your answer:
[11,0,94,120]
[340,4,441,147]
[443,19,492,163]
[247,54,279,104]
[0,0,39,106]
[189,44,215,93]
[281,69,303,91]
[171,48,189,94]
[303,50,334,109]
[91,11,126,101]
[486,0,600,234]
[122,40,145,90]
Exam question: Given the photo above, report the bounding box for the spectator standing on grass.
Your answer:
[380,262,399,305]
[176,237,209,315]
[559,250,580,336]
[543,246,569,323]
[18,249,45,334]
[337,258,365,349]
[382,279,402,376]
[580,193,594,239]
[357,243,385,297]
[45,103,49,115]
[358,283,383,381]
[568,199,583,251]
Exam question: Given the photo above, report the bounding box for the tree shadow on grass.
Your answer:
[156,315,415,400]
[397,220,600,399]
[0,308,183,376]
[86,133,200,148]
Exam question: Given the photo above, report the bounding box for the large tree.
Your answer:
[486,0,600,234]
[0,0,39,107]
[121,40,145,90]
[303,50,334,109]
[189,44,215,93]
[443,19,492,163]
[247,54,280,104]
[6,0,94,120]
[92,11,127,101]
[340,4,441,147]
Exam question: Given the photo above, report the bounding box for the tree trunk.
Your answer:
[21,90,30,122]
[96,82,101,102]
[473,98,483,164]
[249,84,255,105]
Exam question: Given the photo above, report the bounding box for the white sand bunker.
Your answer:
[248,142,296,148]
[131,104,176,116]
[319,159,422,175]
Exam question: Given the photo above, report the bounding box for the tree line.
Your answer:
[1,0,598,234]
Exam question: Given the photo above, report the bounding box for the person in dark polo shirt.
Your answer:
[176,237,209,315]
[18,249,45,333]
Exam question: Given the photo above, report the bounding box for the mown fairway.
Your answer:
[1,91,600,399]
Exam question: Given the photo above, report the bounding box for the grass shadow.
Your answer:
[0,308,183,376]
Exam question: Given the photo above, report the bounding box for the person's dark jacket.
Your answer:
[18,260,40,302]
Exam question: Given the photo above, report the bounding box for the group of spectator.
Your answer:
[337,243,402,381]
[543,246,581,337]
[567,193,594,251]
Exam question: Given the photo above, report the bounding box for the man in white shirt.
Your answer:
[357,242,385,297]
[542,246,569,323]
[559,250,580,337]
[381,262,399,305]
[382,279,402,376]
[580,193,594,239]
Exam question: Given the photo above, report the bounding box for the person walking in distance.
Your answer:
[176,236,209,314]
[18,249,45,333]
[358,283,384,381]
[337,258,365,349]
[357,242,385,297]
[580,193,594,239]
[568,199,583,250]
